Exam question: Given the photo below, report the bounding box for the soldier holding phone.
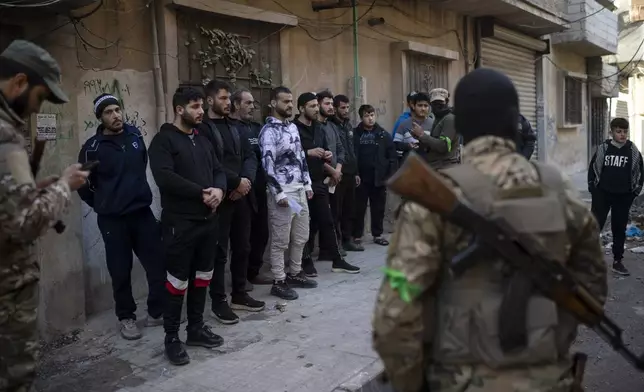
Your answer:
[0,40,89,392]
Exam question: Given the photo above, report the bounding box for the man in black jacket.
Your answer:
[228,88,270,289]
[516,114,537,159]
[201,80,264,326]
[149,87,226,366]
[78,93,165,341]
[331,94,362,252]
[352,104,397,247]
[295,92,360,277]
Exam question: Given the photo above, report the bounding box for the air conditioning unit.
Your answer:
[311,0,352,11]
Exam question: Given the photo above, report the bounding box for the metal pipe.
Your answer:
[352,0,359,120]
[151,4,166,126]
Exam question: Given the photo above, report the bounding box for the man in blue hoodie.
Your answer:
[78,93,165,341]
[391,91,416,141]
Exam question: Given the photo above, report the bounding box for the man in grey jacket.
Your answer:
[316,90,346,258]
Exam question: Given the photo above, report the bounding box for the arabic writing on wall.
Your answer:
[81,78,149,136]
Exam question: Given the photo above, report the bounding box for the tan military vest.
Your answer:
[430,162,578,369]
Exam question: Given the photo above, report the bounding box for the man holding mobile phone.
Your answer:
[78,93,167,341]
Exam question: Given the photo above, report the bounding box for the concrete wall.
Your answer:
[611,75,644,151]
[551,0,618,54]
[542,45,590,175]
[3,0,472,338]
[171,0,473,130]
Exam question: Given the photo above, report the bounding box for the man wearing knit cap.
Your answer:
[0,39,89,392]
[78,93,166,340]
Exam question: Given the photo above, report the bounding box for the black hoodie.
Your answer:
[148,123,227,220]
[294,118,328,182]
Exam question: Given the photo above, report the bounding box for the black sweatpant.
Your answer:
[97,207,165,321]
[331,174,357,244]
[209,196,252,303]
[591,189,635,261]
[248,187,269,280]
[306,181,341,260]
[162,214,217,335]
[353,180,387,238]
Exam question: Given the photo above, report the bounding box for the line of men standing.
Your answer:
[78,80,404,366]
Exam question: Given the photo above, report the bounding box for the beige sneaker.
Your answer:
[120,319,142,340]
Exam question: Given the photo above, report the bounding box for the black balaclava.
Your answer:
[454,68,519,145]
[430,101,450,119]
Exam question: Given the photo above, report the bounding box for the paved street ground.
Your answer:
[35,241,389,392]
[34,200,644,391]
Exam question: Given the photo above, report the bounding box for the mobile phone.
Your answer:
[81,160,100,171]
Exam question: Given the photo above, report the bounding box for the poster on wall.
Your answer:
[36,113,57,141]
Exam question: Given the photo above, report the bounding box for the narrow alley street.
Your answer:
[33,228,644,392]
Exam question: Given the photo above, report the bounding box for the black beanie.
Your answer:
[297,92,317,109]
[454,68,519,144]
[93,93,121,118]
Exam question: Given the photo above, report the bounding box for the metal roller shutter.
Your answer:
[481,37,538,159]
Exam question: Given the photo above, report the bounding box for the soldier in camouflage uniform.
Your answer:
[372,68,607,392]
[0,40,89,391]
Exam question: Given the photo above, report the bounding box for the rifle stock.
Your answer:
[387,151,459,215]
[387,152,644,371]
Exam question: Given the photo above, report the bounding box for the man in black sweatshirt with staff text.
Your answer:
[149,87,227,366]
[589,117,644,276]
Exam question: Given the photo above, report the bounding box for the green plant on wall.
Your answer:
[250,61,273,87]
[186,26,273,87]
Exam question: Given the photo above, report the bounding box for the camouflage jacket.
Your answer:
[372,136,607,392]
[0,93,71,390]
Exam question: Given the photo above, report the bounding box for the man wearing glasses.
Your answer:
[589,117,644,276]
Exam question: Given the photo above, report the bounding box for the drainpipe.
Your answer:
[352,0,359,121]
[474,18,482,69]
[463,16,470,74]
[151,6,166,129]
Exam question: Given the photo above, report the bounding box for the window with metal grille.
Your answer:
[177,11,282,124]
[564,76,583,125]
[406,52,449,94]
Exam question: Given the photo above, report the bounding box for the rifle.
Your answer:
[30,139,66,234]
[386,151,644,371]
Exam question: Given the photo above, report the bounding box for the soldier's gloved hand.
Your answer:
[61,163,89,191]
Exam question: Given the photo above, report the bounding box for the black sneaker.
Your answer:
[612,260,630,276]
[165,335,190,366]
[271,280,299,300]
[186,324,224,348]
[231,293,266,312]
[287,271,318,288]
[302,257,318,277]
[332,259,361,274]
[212,301,240,325]
[343,241,364,252]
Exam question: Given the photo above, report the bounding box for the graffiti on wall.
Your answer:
[78,72,154,142]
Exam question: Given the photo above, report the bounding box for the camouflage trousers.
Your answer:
[427,363,575,392]
[0,285,39,392]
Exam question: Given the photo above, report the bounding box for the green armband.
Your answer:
[439,136,452,152]
[381,267,421,303]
